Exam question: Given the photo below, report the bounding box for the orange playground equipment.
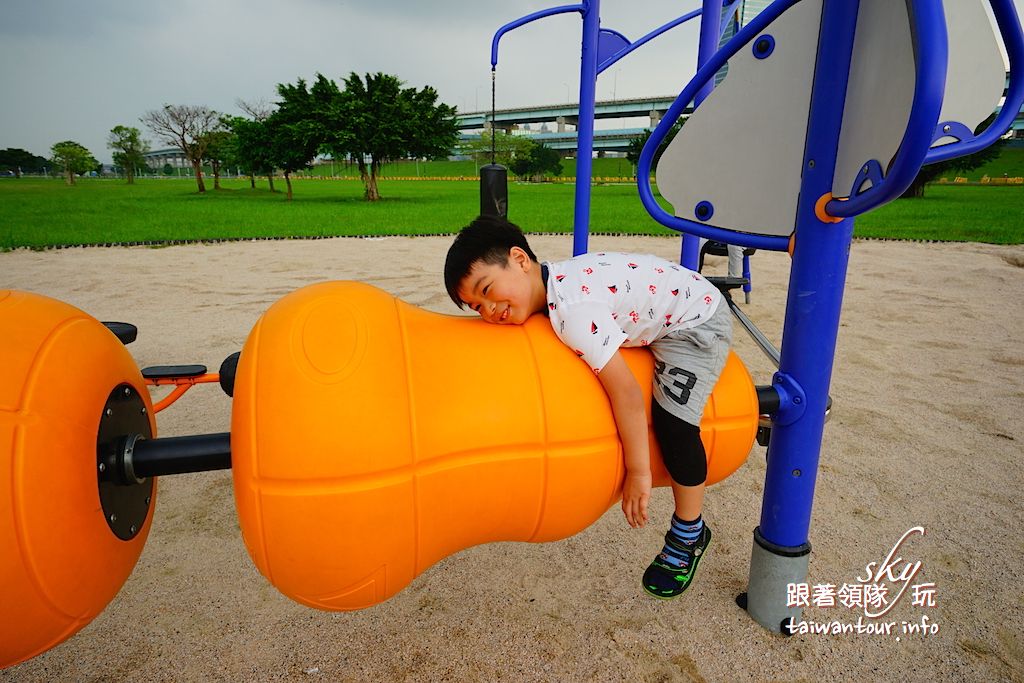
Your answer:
[1,281,764,668]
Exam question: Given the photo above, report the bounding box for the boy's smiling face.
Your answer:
[457,246,545,325]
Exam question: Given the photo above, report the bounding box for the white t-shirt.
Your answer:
[544,252,721,373]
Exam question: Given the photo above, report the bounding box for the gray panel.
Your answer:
[834,0,1007,196]
[833,0,915,198]
[656,0,823,238]
[934,0,1005,147]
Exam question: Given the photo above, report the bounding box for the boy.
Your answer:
[444,215,733,599]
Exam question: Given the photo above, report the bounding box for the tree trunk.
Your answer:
[267,173,276,193]
[65,167,75,186]
[126,165,135,185]
[900,177,926,199]
[364,159,381,201]
[191,159,206,193]
[249,172,256,189]
[284,171,293,200]
[212,160,221,190]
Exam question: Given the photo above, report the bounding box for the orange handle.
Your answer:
[145,374,219,413]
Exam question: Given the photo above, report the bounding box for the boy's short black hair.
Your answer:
[444,215,538,308]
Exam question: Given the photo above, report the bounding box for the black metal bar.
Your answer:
[724,294,781,368]
[756,385,780,415]
[129,433,231,478]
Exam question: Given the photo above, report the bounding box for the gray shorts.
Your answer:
[650,301,733,426]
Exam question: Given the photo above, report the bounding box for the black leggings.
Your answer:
[652,400,707,487]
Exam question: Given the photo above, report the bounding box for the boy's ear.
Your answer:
[509,246,532,270]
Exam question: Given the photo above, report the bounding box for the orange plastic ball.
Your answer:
[0,291,156,669]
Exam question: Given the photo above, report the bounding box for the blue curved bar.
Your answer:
[924,0,1024,165]
[491,4,585,68]
[597,0,742,75]
[825,0,948,217]
[597,8,703,74]
[636,0,801,251]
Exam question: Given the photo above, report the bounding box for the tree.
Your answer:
[141,104,221,193]
[463,130,536,168]
[0,148,48,177]
[201,130,234,190]
[231,99,277,190]
[268,77,331,200]
[510,141,563,181]
[107,125,150,184]
[626,120,685,171]
[223,115,276,191]
[324,72,458,201]
[50,140,98,185]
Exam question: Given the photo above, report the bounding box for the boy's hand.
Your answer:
[622,470,652,528]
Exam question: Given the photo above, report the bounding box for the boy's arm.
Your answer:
[597,351,651,529]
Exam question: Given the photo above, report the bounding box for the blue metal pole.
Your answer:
[744,0,861,633]
[572,0,600,256]
[680,0,724,269]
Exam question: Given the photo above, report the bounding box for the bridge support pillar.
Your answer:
[557,116,578,132]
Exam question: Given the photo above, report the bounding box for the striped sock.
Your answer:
[659,515,703,568]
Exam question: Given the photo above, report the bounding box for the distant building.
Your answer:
[143,148,189,169]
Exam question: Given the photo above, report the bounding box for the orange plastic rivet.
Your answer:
[815,193,844,224]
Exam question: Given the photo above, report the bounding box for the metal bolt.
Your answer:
[130,525,137,535]
[141,407,147,415]
[105,408,113,417]
[145,496,151,505]
[793,396,802,404]
[943,124,951,133]
[808,159,815,169]
[109,513,118,523]
[123,387,132,397]
[98,462,106,473]
[792,469,802,477]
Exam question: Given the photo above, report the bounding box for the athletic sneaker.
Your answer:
[642,524,712,599]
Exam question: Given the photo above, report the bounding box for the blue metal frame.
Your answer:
[490,0,739,256]
[490,4,586,69]
[758,0,862,549]
[489,0,1024,633]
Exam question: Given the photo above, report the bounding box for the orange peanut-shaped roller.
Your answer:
[0,290,156,669]
[231,281,758,611]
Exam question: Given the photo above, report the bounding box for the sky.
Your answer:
[1,0,1021,164]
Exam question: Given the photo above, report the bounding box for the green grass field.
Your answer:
[299,147,1024,182]
[1,176,1021,249]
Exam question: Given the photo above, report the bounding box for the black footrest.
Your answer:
[103,322,138,345]
[141,364,208,380]
[706,276,750,293]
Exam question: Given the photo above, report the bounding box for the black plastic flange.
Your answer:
[96,384,154,541]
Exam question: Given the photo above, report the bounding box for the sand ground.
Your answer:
[1,235,1022,682]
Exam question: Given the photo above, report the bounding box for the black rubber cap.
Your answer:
[219,352,240,397]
